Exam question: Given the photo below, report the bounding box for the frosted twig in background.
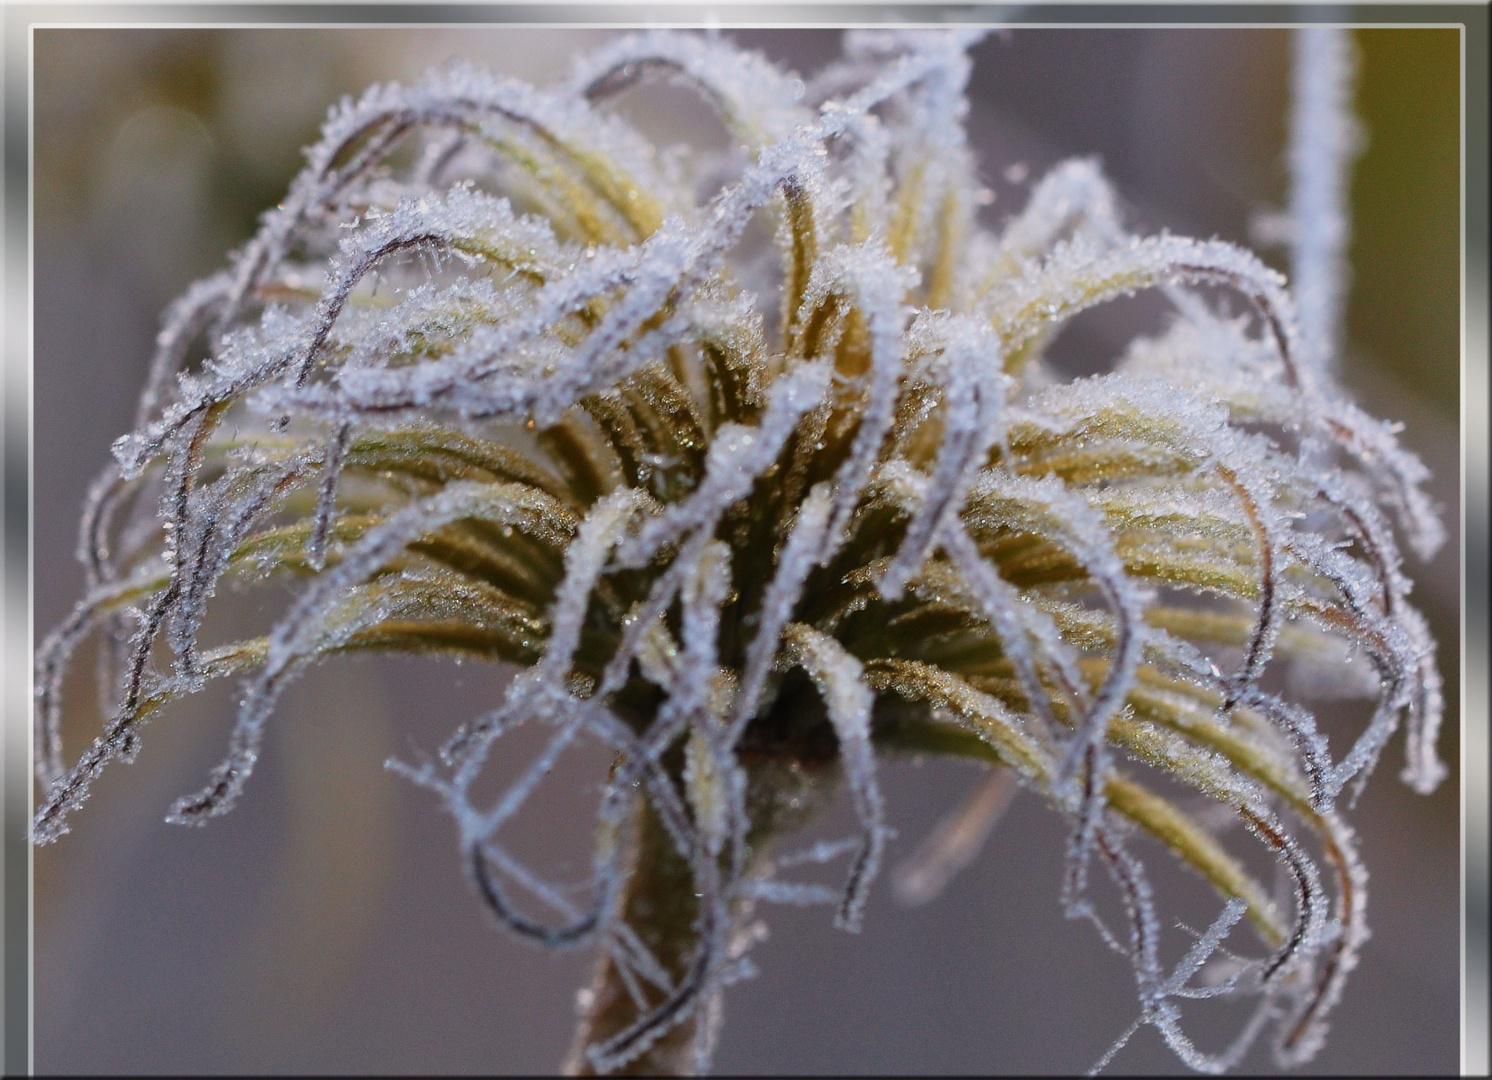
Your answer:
[1288,26,1362,379]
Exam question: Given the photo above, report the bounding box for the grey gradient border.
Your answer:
[2,4,1485,1076]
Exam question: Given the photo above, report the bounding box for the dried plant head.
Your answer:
[34,27,1446,1075]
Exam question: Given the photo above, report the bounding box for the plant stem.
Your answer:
[562,732,841,1076]
[564,796,703,1076]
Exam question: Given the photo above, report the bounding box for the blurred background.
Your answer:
[32,26,1460,1075]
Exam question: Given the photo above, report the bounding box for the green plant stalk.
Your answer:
[565,743,839,1076]
[565,796,703,1076]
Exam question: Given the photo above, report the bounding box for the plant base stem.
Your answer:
[563,796,704,1076]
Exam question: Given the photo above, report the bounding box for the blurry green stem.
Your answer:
[565,797,703,1076]
[564,717,842,1076]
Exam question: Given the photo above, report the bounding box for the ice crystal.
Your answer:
[35,28,1444,1075]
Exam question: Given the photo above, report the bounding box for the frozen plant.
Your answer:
[35,27,1445,1075]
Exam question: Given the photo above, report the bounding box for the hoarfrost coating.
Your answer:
[35,27,1444,1075]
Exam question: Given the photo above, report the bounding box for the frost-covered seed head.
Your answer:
[35,28,1443,1076]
